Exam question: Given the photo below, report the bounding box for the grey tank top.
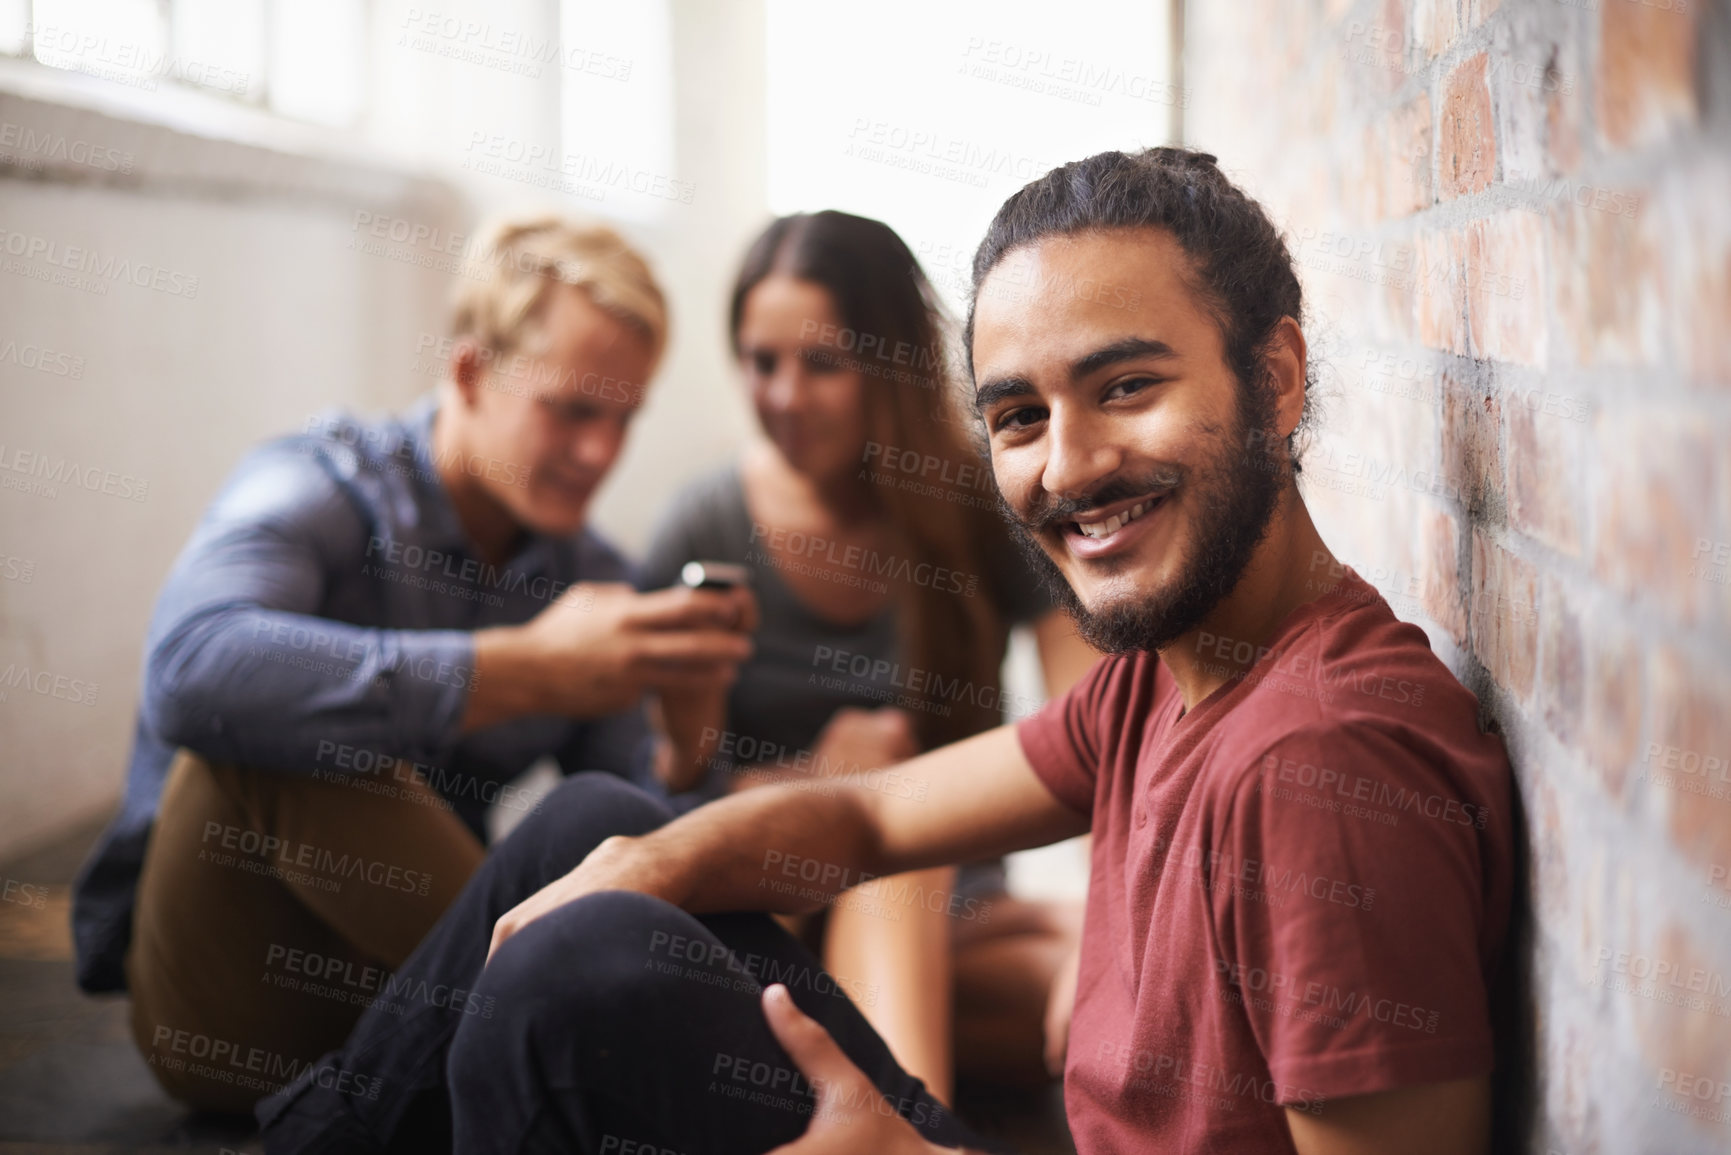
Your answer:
[636,462,1052,804]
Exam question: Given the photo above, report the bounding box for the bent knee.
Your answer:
[484,890,688,1000]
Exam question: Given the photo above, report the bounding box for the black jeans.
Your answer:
[255,772,987,1154]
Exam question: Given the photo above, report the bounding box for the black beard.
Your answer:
[997,377,1287,656]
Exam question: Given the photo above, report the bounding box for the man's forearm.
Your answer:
[145,605,472,768]
[463,625,552,732]
[631,780,891,917]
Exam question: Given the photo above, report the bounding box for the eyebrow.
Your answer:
[973,336,1179,417]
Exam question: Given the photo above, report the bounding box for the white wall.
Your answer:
[0,0,770,861]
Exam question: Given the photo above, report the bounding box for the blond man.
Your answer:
[72,217,756,1113]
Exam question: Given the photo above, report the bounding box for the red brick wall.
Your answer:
[1185,0,1729,1148]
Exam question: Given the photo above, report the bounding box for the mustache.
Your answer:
[1013,466,1184,533]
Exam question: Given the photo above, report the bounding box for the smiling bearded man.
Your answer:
[260,149,1514,1155]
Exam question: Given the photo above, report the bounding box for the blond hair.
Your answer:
[449,215,668,364]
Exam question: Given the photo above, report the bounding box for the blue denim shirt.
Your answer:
[71,395,652,992]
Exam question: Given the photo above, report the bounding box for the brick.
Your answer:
[1469,529,1539,703]
[1584,617,1643,799]
[1413,228,1469,353]
[1382,92,1433,219]
[1597,0,1697,150]
[1546,35,1589,176]
[1592,410,1717,623]
[1442,372,1505,519]
[1465,210,1548,367]
[1649,646,1731,875]
[1492,40,1573,183]
[1526,765,1573,943]
[1338,0,1409,98]
[1632,922,1731,1131]
[1464,0,1502,32]
[1550,197,1665,369]
[1440,53,1496,200]
[1412,0,1460,60]
[1540,576,1585,748]
[1506,395,1584,557]
[1422,508,1468,645]
[1674,158,1731,387]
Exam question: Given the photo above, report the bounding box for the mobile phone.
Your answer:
[679,561,751,591]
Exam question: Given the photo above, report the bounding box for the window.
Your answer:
[10,0,367,129]
[765,0,1175,311]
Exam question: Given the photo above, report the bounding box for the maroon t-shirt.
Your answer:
[1017,571,1513,1154]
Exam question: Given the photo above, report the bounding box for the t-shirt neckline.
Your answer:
[1169,570,1378,729]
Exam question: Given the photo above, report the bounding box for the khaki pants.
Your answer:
[125,750,485,1113]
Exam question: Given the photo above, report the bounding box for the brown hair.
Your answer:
[731,211,1021,748]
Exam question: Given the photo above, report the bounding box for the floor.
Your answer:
[0,820,1073,1155]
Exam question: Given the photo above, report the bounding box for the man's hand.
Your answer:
[465,581,758,729]
[486,834,678,962]
[760,984,964,1155]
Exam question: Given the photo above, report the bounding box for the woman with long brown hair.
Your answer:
[638,210,1096,1103]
